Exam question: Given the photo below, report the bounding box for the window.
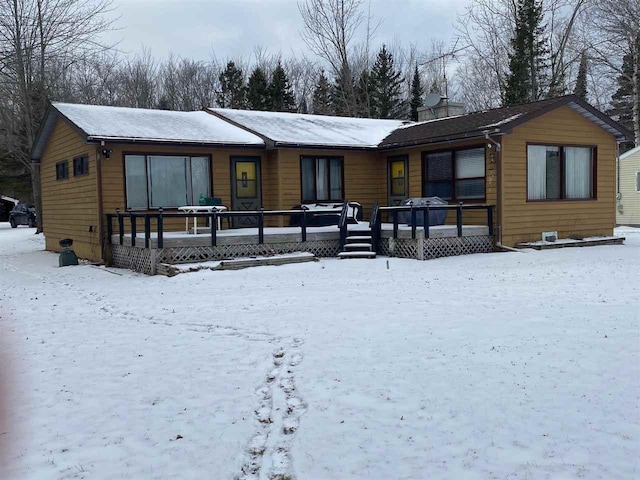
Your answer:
[124,154,211,209]
[423,147,485,201]
[73,155,89,176]
[301,156,343,202]
[636,171,640,193]
[527,145,595,200]
[55,161,68,180]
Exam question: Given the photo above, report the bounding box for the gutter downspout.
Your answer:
[483,130,520,253]
[616,141,622,217]
[96,144,105,263]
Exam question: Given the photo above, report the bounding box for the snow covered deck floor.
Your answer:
[111,224,490,249]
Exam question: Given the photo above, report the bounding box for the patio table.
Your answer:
[178,205,228,234]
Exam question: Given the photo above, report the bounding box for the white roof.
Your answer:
[620,145,640,160]
[209,108,408,148]
[52,103,264,145]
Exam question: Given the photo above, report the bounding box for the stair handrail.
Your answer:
[338,200,349,250]
[369,201,380,253]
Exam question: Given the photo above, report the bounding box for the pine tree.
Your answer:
[312,70,331,115]
[503,0,548,106]
[217,61,246,109]
[573,51,588,100]
[246,67,269,110]
[370,45,405,119]
[409,65,424,121]
[355,69,375,117]
[330,65,355,116]
[609,52,634,141]
[268,62,296,112]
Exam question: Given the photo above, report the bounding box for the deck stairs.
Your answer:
[338,229,376,259]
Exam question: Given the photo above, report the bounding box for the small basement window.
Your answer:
[56,161,68,180]
[73,155,89,176]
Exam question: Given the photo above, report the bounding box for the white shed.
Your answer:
[617,146,640,226]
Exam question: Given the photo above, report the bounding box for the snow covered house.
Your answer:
[30,94,631,268]
[617,145,640,226]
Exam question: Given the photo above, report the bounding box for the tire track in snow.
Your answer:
[237,338,307,480]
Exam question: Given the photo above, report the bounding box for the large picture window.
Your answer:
[124,154,211,209]
[527,145,595,200]
[423,147,485,201]
[301,156,343,202]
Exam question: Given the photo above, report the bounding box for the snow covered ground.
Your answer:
[0,223,638,479]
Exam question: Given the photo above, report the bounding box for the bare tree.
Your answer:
[0,0,116,232]
[298,0,367,115]
[586,0,640,144]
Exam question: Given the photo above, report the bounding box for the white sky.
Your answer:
[104,0,471,62]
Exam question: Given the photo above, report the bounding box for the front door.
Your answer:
[231,156,262,227]
[388,155,408,206]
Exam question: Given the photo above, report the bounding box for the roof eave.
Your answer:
[86,136,266,149]
[379,131,498,150]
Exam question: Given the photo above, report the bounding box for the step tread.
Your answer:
[338,251,377,258]
[347,235,372,241]
[344,243,373,249]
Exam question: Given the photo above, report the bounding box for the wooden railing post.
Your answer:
[393,210,398,239]
[410,201,416,239]
[157,208,164,248]
[107,214,113,244]
[144,215,151,248]
[116,208,124,246]
[301,209,307,242]
[456,204,463,237]
[210,212,217,246]
[425,206,430,239]
[258,209,264,244]
[130,213,137,247]
[487,206,494,236]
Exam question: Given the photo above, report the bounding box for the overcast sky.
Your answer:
[104,0,471,62]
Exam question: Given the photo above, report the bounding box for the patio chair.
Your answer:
[200,196,231,228]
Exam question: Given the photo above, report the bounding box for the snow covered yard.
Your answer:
[0,223,638,480]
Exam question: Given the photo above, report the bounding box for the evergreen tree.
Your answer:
[268,62,296,112]
[217,61,246,109]
[355,69,375,117]
[246,67,269,110]
[609,52,634,148]
[312,70,331,115]
[409,65,424,121]
[573,51,588,100]
[503,0,548,106]
[370,45,405,119]
[330,65,355,116]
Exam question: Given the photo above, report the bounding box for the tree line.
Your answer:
[0,0,637,231]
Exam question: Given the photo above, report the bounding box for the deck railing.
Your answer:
[106,203,361,249]
[370,203,494,246]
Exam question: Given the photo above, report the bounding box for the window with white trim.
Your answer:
[527,145,595,200]
[124,154,210,209]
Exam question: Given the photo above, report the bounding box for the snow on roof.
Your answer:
[479,113,523,129]
[52,103,264,145]
[209,108,408,148]
[395,114,465,130]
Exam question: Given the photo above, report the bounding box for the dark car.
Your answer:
[9,204,37,228]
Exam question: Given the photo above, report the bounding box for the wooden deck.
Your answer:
[111,224,490,249]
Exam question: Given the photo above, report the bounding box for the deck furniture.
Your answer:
[178,205,228,234]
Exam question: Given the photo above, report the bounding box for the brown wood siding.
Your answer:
[274,149,384,217]
[500,105,617,246]
[41,119,101,260]
[101,144,266,234]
